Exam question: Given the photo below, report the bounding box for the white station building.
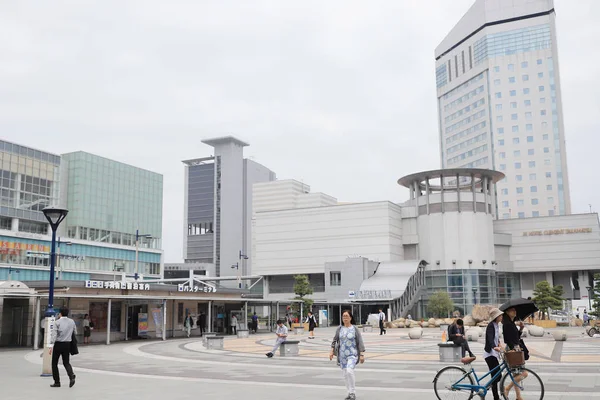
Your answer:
[252,169,600,324]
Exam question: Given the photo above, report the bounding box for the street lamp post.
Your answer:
[40,207,68,377]
[472,288,477,305]
[134,229,152,280]
[56,238,72,280]
[239,250,248,289]
[231,263,241,289]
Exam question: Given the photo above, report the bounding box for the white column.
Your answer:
[33,297,41,350]
[483,176,489,214]
[208,301,213,333]
[106,299,112,345]
[11,218,18,232]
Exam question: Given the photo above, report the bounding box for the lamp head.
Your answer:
[42,207,68,231]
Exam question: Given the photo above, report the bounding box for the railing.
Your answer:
[269,286,326,294]
[390,262,427,320]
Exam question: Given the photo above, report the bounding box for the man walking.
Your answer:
[251,312,259,334]
[197,312,206,337]
[50,307,76,388]
[266,320,288,358]
[230,314,238,335]
[378,308,386,335]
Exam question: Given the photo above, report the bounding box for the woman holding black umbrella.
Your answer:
[503,306,529,400]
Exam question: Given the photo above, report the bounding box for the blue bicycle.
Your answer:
[433,354,544,399]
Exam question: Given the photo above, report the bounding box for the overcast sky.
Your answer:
[1,1,598,262]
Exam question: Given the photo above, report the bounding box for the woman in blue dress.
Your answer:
[330,310,366,400]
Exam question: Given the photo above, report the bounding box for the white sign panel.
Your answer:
[177,284,217,293]
[85,280,150,291]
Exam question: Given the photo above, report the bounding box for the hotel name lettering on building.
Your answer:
[177,284,217,293]
[523,228,593,237]
[85,280,150,290]
[356,289,392,300]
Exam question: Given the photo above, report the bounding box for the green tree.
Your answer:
[427,291,454,318]
[590,273,600,318]
[291,275,314,316]
[532,281,565,320]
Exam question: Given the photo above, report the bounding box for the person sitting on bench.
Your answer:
[448,319,474,358]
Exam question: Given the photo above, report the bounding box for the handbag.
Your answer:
[70,331,79,356]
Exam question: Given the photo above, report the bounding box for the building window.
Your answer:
[494,66,500,72]
[502,201,509,207]
[529,161,536,167]
[522,61,528,68]
[544,159,551,165]
[501,189,508,195]
[514,150,521,157]
[522,74,529,81]
[523,88,530,94]
[528,149,534,156]
[546,185,553,191]
[495,92,502,99]
[543,134,549,140]
[529,173,536,180]
[544,147,550,153]
[517,187,523,194]
[545,172,552,178]
[525,112,532,120]
[497,116,504,122]
[496,104,503,111]
[533,211,540,217]
[537,59,543,65]
[509,77,516,83]
[515,162,521,169]
[542,121,548,128]
[513,138,520,144]
[548,209,555,216]
[531,186,538,193]
[511,114,518,120]
[330,272,341,286]
[541,110,547,116]
[540,97,546,103]
[494,79,501,85]
[527,136,534,143]
[516,175,523,182]
[539,86,545,92]
[547,197,554,204]
[524,100,531,107]
[510,90,517,96]
[498,128,504,134]
[532,199,539,205]
[512,126,519,133]
[538,72,544,78]
[518,212,525,219]
[526,124,533,131]
[499,152,506,159]
[510,102,517,109]
[499,164,506,170]
[508,64,514,71]
[498,139,505,146]
[517,200,524,206]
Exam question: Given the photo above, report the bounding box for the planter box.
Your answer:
[292,323,309,330]
[534,320,557,329]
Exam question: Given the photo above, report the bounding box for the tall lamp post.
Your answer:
[56,238,73,280]
[239,250,248,288]
[472,288,478,305]
[134,229,152,280]
[41,206,68,377]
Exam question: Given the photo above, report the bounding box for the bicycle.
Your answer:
[433,354,544,400]
[587,326,599,337]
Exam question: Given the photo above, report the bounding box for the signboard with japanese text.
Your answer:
[85,280,150,291]
[522,227,593,236]
[177,283,217,293]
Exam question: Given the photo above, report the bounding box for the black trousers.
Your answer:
[379,320,386,334]
[52,342,75,384]
[453,337,473,357]
[231,326,237,335]
[485,356,501,400]
[199,325,204,336]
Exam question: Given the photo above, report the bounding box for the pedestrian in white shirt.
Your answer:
[266,320,288,358]
[230,314,238,335]
[50,307,77,388]
[378,308,386,335]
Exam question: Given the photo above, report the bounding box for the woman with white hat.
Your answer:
[484,308,505,400]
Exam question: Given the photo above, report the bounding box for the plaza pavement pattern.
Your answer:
[2,327,600,400]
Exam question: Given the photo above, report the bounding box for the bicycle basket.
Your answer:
[505,350,525,368]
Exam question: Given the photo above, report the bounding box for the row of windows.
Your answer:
[493,59,545,75]
[499,173,553,189]
[499,159,553,170]
[436,63,448,89]
[501,197,554,208]
[0,141,60,166]
[495,86,546,99]
[494,73,545,87]
[496,110,548,120]
[187,222,214,236]
[502,210,555,219]
[447,132,487,154]
[445,98,485,124]
[459,156,488,168]
[495,98,548,112]
[474,24,551,65]
[443,85,485,113]
[442,72,484,102]
[445,110,486,134]
[447,144,488,165]
[446,122,487,145]
[498,124,550,136]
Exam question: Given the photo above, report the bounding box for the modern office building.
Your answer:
[182,136,276,283]
[0,141,164,282]
[435,0,571,219]
[252,169,600,321]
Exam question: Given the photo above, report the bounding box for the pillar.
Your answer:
[208,301,213,333]
[425,178,430,215]
[11,218,18,232]
[244,301,248,329]
[483,176,489,214]
[456,173,461,213]
[440,174,445,213]
[276,302,280,322]
[490,177,497,218]
[471,174,476,212]
[162,299,167,341]
[33,297,41,350]
[125,304,129,341]
[106,299,112,345]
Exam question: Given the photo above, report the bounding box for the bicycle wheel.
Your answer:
[433,366,475,400]
[587,327,598,338]
[500,367,544,400]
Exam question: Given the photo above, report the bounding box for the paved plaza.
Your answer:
[2,326,600,400]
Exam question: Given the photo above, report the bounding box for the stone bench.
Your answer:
[362,325,373,333]
[237,329,250,339]
[438,342,462,363]
[294,327,305,335]
[203,333,217,345]
[206,336,224,350]
[279,340,300,357]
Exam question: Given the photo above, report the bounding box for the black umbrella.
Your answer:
[499,298,539,321]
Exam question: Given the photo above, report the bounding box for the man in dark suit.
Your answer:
[448,319,474,358]
[197,312,207,337]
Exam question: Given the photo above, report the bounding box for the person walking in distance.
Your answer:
[330,310,365,400]
[197,312,206,337]
[265,320,288,358]
[484,308,504,400]
[251,312,259,334]
[50,307,77,388]
[82,314,91,345]
[184,314,193,338]
[306,311,318,339]
[378,308,386,335]
[448,319,475,358]
[230,314,238,335]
